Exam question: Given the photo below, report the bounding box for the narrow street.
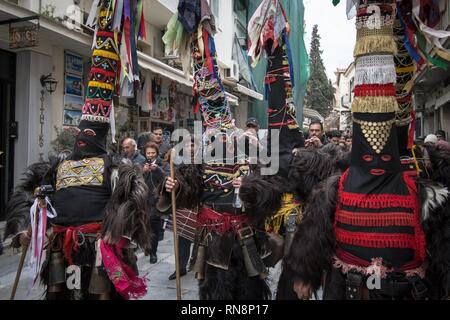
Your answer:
[0,229,199,300]
[0,227,282,300]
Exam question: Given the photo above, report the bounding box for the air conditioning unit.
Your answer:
[64,5,83,32]
[224,61,240,82]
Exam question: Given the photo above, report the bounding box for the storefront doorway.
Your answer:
[0,49,16,220]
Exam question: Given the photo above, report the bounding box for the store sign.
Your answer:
[9,25,39,49]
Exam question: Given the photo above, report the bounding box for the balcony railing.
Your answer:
[39,0,94,35]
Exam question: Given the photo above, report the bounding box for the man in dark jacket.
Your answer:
[142,143,167,263]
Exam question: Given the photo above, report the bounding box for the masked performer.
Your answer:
[159,0,286,300]
[237,0,336,299]
[279,0,450,300]
[242,0,305,258]
[4,0,151,300]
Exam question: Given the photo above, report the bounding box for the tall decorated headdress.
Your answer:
[247,0,305,177]
[163,0,232,134]
[71,0,145,159]
[163,1,253,211]
[330,0,429,271]
[336,0,450,172]
[163,0,259,171]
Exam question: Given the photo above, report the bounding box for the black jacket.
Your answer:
[143,157,167,215]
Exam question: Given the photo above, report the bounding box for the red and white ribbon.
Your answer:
[27,197,57,289]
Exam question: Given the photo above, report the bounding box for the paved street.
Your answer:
[0,227,282,300]
[0,229,199,300]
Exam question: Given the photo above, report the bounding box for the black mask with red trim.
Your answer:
[71,120,108,160]
[346,112,408,195]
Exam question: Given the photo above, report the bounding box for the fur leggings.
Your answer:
[198,241,271,300]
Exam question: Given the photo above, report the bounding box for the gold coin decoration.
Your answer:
[353,118,395,154]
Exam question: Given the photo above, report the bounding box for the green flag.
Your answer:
[332,0,340,6]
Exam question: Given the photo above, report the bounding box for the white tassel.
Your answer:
[355,55,397,85]
[86,0,101,27]
[27,197,57,295]
[91,25,98,50]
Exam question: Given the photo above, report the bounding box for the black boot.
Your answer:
[168,269,187,280]
[150,253,157,264]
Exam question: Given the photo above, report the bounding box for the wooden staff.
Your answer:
[169,148,182,300]
[10,193,45,300]
[10,228,30,300]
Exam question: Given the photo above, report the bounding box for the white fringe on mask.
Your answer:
[355,55,397,85]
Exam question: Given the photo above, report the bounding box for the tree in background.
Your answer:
[305,24,335,118]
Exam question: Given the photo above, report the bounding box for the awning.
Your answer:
[236,83,264,101]
[225,92,239,106]
[138,52,243,107]
[138,51,193,88]
[303,107,324,122]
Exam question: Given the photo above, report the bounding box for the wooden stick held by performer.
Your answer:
[169,148,182,300]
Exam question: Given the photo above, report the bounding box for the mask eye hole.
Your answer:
[362,155,373,162]
[84,129,96,137]
[75,128,81,136]
[381,155,392,162]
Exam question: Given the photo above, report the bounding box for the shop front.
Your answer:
[0,49,15,220]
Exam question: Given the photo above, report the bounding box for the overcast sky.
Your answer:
[303,0,356,83]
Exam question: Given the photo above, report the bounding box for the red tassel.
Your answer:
[397,95,412,104]
[124,18,132,67]
[403,172,426,262]
[89,67,116,78]
[268,119,296,127]
[140,10,147,40]
[407,110,416,150]
[265,76,277,84]
[335,170,427,264]
[95,31,115,38]
[203,30,214,74]
[340,192,415,209]
[354,84,397,97]
[194,100,200,114]
[335,228,417,249]
[336,210,415,227]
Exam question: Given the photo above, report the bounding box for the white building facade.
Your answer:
[333,62,355,132]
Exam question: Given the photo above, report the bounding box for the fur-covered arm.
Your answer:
[239,173,285,224]
[156,164,203,213]
[419,180,450,299]
[3,155,63,244]
[101,163,151,252]
[289,146,347,198]
[283,175,340,290]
